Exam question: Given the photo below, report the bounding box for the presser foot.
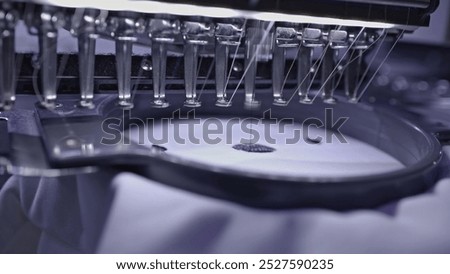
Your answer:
[150,99,170,109]
[215,98,231,107]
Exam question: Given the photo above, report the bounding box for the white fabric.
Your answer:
[127,119,404,178]
[0,149,449,253]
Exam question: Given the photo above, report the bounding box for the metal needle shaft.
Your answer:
[0,26,16,110]
[39,30,58,108]
[215,42,229,107]
[78,32,96,108]
[298,46,313,104]
[321,47,336,104]
[115,39,134,108]
[184,43,201,107]
[244,40,259,108]
[345,49,363,102]
[151,41,169,108]
[272,44,287,106]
